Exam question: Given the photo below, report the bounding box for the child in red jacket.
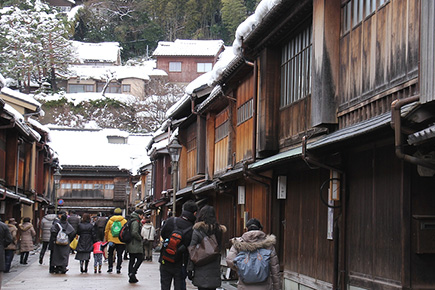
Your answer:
[93,241,108,273]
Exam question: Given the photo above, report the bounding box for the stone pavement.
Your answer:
[1,247,238,290]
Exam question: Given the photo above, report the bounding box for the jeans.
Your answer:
[107,243,126,270]
[4,249,14,272]
[39,241,49,261]
[128,253,144,275]
[160,263,185,290]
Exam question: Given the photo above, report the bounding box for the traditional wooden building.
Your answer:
[153,0,435,289]
[0,87,56,243]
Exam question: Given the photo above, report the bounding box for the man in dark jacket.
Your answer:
[159,200,197,290]
[67,210,81,254]
[126,209,144,283]
[0,217,13,284]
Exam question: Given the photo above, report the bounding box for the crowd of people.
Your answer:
[0,202,281,290]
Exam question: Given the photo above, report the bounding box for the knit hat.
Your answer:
[8,218,17,225]
[114,208,122,214]
[246,218,263,231]
[134,209,144,215]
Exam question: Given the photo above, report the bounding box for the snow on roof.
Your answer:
[1,87,41,108]
[232,0,282,55]
[152,39,224,57]
[28,117,50,134]
[72,41,120,64]
[165,93,190,119]
[48,128,151,173]
[36,92,136,106]
[68,65,151,81]
[3,103,24,122]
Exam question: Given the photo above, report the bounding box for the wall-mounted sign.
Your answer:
[238,186,245,205]
[277,176,287,199]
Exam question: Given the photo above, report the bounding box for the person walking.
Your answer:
[92,239,107,273]
[104,207,127,274]
[141,217,156,262]
[0,218,12,285]
[49,211,75,274]
[126,209,145,283]
[187,205,226,290]
[4,218,18,273]
[67,210,81,254]
[94,213,107,241]
[18,217,36,265]
[226,218,281,290]
[39,208,57,264]
[75,213,96,273]
[159,200,198,290]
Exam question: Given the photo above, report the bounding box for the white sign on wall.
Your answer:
[277,176,287,199]
[238,186,245,205]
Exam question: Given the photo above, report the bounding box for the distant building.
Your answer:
[152,39,225,84]
[43,0,82,12]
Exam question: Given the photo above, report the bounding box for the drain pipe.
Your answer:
[391,96,435,170]
[302,136,345,290]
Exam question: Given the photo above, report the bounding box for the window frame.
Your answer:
[197,62,213,73]
[169,62,182,72]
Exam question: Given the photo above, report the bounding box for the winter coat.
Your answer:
[0,221,12,272]
[160,210,196,266]
[94,216,108,241]
[19,222,36,252]
[188,221,227,289]
[226,230,281,290]
[104,215,127,244]
[126,212,144,254]
[5,224,18,250]
[40,214,57,242]
[76,221,96,253]
[67,214,81,233]
[141,222,156,241]
[49,220,75,268]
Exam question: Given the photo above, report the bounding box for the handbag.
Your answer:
[188,233,219,266]
[70,236,78,250]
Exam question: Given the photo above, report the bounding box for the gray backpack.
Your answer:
[55,223,69,246]
[234,248,272,284]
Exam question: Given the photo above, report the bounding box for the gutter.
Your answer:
[391,96,435,170]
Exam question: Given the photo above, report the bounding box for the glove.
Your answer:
[187,270,194,280]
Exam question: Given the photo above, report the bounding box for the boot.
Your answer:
[84,260,89,273]
[94,266,97,274]
[129,273,138,283]
[23,252,28,264]
[98,265,102,273]
[20,253,24,264]
[80,261,84,273]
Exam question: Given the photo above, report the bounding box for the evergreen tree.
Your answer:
[221,0,247,43]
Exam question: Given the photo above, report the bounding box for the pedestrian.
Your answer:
[92,240,108,273]
[94,212,107,241]
[141,217,156,262]
[0,218,12,284]
[159,200,198,290]
[4,218,18,273]
[49,211,75,274]
[226,218,281,290]
[67,210,81,254]
[18,217,36,265]
[187,205,226,290]
[126,209,145,283]
[39,208,57,264]
[104,207,127,274]
[75,213,96,273]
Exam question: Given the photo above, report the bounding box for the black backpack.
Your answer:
[161,218,191,263]
[119,220,133,243]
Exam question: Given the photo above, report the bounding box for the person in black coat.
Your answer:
[75,213,96,273]
[49,211,75,274]
[159,200,198,290]
[0,218,12,284]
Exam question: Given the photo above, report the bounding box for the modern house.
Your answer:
[152,39,225,84]
[146,0,435,289]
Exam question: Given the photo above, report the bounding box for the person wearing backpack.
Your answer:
[104,207,127,274]
[126,209,144,283]
[49,211,76,274]
[226,218,281,290]
[159,200,198,290]
[141,217,156,262]
[187,205,227,290]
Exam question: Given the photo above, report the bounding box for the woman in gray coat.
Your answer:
[226,218,281,290]
[187,205,226,290]
[18,217,36,264]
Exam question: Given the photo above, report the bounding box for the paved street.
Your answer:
[2,248,237,290]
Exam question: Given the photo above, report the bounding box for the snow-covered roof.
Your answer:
[28,117,50,135]
[152,39,224,57]
[72,41,120,64]
[48,127,151,173]
[68,65,151,81]
[1,87,41,108]
[35,92,136,106]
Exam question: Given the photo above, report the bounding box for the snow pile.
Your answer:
[36,92,136,106]
[153,39,224,57]
[71,41,120,64]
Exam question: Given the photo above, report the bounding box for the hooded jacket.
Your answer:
[40,214,57,242]
[126,212,143,254]
[104,215,127,244]
[5,224,17,250]
[19,222,36,252]
[188,221,227,289]
[226,230,281,290]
